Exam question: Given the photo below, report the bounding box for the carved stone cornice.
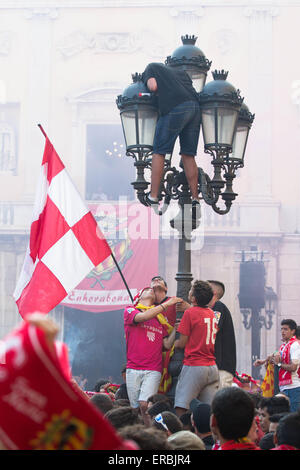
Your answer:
[169,6,205,18]
[244,5,280,19]
[0,0,298,9]
[0,1,298,8]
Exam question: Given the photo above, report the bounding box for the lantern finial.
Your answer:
[212,70,229,81]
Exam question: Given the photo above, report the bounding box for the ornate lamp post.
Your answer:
[116,36,254,401]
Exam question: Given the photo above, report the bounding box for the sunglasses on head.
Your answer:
[154,413,168,431]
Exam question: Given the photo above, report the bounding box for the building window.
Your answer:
[85,123,135,201]
[0,123,16,172]
[0,104,19,175]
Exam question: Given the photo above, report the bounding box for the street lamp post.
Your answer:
[116,36,254,401]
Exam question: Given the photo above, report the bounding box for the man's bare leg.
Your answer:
[181,154,199,201]
[150,153,165,200]
[139,400,150,425]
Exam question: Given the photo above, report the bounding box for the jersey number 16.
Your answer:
[204,317,218,345]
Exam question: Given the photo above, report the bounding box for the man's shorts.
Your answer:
[153,100,201,157]
[126,368,162,408]
[174,364,219,410]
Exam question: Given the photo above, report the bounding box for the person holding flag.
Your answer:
[254,319,300,412]
[271,319,300,412]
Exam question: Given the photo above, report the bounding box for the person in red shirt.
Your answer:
[150,275,177,327]
[173,280,219,417]
[210,387,260,450]
[271,411,300,450]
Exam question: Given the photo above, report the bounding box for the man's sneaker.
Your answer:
[192,200,200,220]
[191,200,201,229]
[144,193,161,215]
[144,193,159,207]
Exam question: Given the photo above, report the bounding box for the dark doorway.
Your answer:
[63,307,126,391]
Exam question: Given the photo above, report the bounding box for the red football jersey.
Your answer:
[177,306,218,366]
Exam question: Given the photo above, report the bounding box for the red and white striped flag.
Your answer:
[13,128,111,318]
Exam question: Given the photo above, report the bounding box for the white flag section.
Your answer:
[14,133,111,318]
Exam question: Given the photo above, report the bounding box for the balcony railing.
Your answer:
[0,199,281,235]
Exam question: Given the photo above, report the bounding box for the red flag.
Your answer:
[13,130,111,318]
[0,320,136,450]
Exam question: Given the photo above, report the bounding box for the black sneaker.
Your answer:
[144,193,161,215]
[144,193,159,207]
[192,200,200,220]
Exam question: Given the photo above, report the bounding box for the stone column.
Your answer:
[239,6,281,232]
[22,7,58,200]
[243,6,279,200]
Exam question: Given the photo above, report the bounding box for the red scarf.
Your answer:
[220,439,260,451]
[279,336,297,387]
[272,445,299,451]
[0,321,136,450]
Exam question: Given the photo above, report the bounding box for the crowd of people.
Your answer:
[1,275,299,451]
[81,276,300,450]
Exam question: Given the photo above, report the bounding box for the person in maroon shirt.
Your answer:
[151,276,177,327]
[124,287,181,423]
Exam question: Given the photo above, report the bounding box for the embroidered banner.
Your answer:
[62,201,159,313]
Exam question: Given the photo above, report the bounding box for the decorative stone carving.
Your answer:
[0,32,12,56]
[169,6,204,37]
[24,8,58,20]
[215,29,236,55]
[244,6,279,19]
[93,32,142,54]
[57,31,94,58]
[58,30,166,58]
[169,7,205,18]
[291,80,300,124]
[291,80,300,103]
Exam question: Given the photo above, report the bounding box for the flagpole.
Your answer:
[38,123,48,138]
[110,252,134,303]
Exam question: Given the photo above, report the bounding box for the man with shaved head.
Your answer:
[207,280,236,389]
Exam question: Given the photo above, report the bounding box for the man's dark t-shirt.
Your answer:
[142,62,199,116]
[213,300,236,376]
